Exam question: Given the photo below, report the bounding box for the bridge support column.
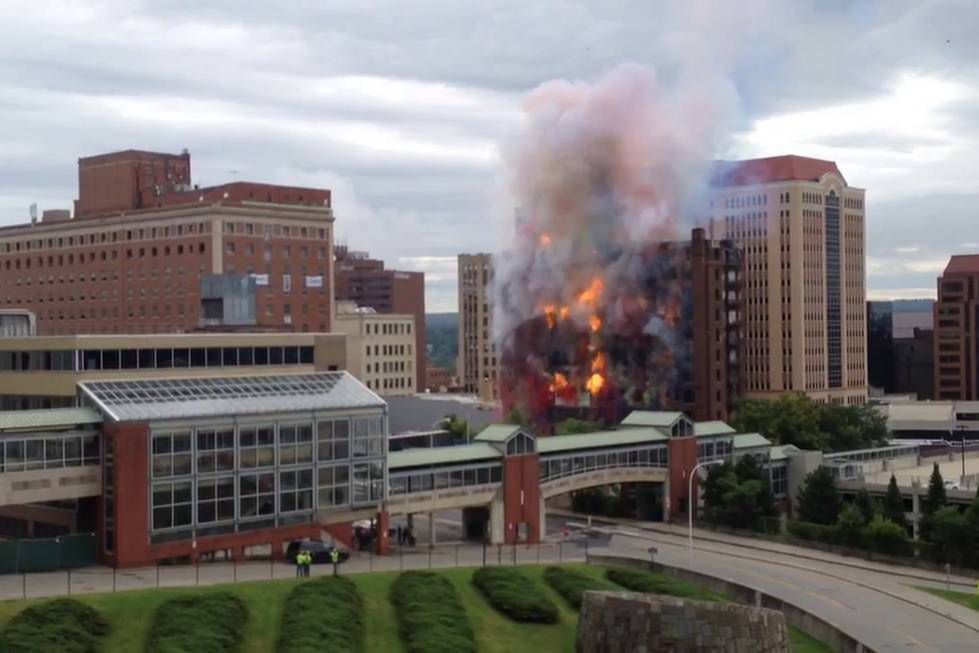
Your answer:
[427,511,436,547]
[489,492,505,545]
[375,511,390,555]
[539,493,546,542]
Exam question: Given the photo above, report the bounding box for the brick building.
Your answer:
[334,247,425,392]
[457,253,498,400]
[333,301,417,396]
[0,149,335,335]
[934,255,979,400]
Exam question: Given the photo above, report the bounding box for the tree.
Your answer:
[923,463,947,516]
[881,474,908,530]
[702,461,734,512]
[555,418,600,435]
[865,516,912,556]
[702,457,776,531]
[835,504,866,548]
[505,408,530,427]
[440,414,470,442]
[929,506,973,566]
[853,488,877,524]
[796,467,841,526]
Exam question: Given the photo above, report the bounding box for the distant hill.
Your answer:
[426,313,458,370]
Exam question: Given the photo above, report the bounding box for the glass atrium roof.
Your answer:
[79,372,385,422]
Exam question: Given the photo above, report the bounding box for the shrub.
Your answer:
[834,504,867,549]
[0,598,109,653]
[146,592,248,653]
[391,571,476,653]
[278,576,363,653]
[472,567,559,623]
[787,520,837,545]
[542,566,615,609]
[865,516,913,557]
[604,567,724,601]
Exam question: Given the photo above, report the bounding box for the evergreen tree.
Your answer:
[853,488,877,524]
[702,461,734,512]
[923,463,947,515]
[881,474,908,530]
[796,467,841,526]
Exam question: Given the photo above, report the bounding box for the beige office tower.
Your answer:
[709,155,868,405]
[457,253,499,401]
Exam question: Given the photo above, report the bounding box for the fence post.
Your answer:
[497,544,501,565]
[537,543,541,564]
[455,545,459,567]
[428,546,432,569]
[67,568,72,596]
[196,561,200,586]
[559,541,563,563]
[234,559,238,583]
[112,567,116,593]
[512,543,516,566]
[584,540,589,561]
[482,543,487,567]
[400,545,404,572]
[369,547,374,572]
[270,557,274,581]
[22,573,26,599]
[156,563,160,588]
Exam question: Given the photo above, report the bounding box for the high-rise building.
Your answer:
[709,155,867,405]
[867,300,934,398]
[457,253,498,400]
[934,255,979,400]
[334,247,426,392]
[0,149,335,335]
[333,301,417,396]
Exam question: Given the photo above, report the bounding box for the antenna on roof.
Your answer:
[29,203,37,225]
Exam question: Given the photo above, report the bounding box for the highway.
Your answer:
[546,514,979,653]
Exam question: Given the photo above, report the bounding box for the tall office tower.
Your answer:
[709,155,867,405]
[457,253,498,400]
[934,255,979,400]
[333,247,426,392]
[0,149,336,335]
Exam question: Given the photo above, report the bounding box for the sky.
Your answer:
[0,0,977,312]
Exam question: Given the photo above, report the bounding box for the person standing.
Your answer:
[330,548,340,577]
[303,550,311,578]
[295,549,304,578]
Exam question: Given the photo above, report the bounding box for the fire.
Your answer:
[586,373,605,395]
[591,351,607,373]
[559,306,570,321]
[577,277,605,307]
[539,233,552,247]
[550,372,569,392]
[589,315,602,333]
[542,304,557,329]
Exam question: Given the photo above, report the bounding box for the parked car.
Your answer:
[285,539,350,564]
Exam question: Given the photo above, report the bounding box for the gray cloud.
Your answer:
[0,0,977,311]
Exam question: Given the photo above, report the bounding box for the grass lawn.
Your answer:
[915,585,979,612]
[0,564,830,652]
[788,625,833,653]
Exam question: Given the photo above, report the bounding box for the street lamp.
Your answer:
[688,459,722,569]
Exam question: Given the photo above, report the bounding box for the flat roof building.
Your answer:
[709,155,868,405]
[333,301,417,396]
[0,149,336,336]
[457,253,498,401]
[934,255,979,400]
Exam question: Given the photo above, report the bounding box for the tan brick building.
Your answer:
[709,155,867,405]
[333,302,416,396]
[0,150,335,336]
[457,253,498,400]
[934,255,979,400]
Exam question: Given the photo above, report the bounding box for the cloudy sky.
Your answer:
[0,0,976,311]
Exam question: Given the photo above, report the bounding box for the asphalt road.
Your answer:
[546,514,979,653]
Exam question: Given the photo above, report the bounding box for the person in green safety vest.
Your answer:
[295,550,305,578]
[330,548,340,576]
[302,550,311,578]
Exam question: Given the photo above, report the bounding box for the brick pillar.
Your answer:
[375,511,390,555]
[503,452,541,544]
[668,436,698,524]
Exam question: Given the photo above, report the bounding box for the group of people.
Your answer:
[396,525,416,546]
[294,549,312,578]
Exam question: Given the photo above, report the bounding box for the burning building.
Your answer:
[498,228,741,429]
[493,64,740,431]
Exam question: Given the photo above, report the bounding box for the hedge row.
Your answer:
[605,567,723,601]
[787,518,916,557]
[390,571,476,653]
[277,577,363,653]
[542,566,615,610]
[471,567,559,624]
[0,598,109,653]
[146,592,248,653]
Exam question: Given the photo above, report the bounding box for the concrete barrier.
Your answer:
[587,551,874,653]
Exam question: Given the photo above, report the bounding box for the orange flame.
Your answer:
[539,233,552,247]
[550,372,569,393]
[577,277,605,307]
[586,373,605,395]
[589,315,602,333]
[542,304,557,329]
[559,306,570,321]
[591,351,607,373]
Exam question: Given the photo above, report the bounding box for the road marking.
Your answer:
[884,625,941,653]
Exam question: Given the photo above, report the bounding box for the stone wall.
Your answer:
[576,591,789,653]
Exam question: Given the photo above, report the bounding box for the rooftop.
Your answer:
[538,428,668,454]
[711,155,845,187]
[943,254,979,276]
[694,421,736,437]
[732,433,772,450]
[79,372,384,422]
[387,443,502,470]
[0,407,103,433]
[474,424,524,443]
[619,411,685,428]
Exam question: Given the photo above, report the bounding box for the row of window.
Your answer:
[1,221,212,255]
[0,346,316,372]
[388,462,502,496]
[223,221,329,241]
[365,322,412,336]
[538,446,668,482]
[0,433,100,473]
[1,242,208,272]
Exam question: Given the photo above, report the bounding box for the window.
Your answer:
[506,433,535,455]
[151,431,192,478]
[196,427,235,473]
[151,480,192,530]
[317,464,350,507]
[239,472,275,519]
[352,461,384,504]
[279,423,313,465]
[238,425,275,468]
[352,416,384,457]
[279,468,313,512]
[317,419,350,461]
[196,477,235,523]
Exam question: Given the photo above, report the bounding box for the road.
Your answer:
[546,513,979,653]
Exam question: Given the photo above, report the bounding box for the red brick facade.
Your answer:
[502,452,541,544]
[667,436,698,523]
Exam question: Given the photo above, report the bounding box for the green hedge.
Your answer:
[0,598,109,653]
[390,571,476,653]
[471,567,559,624]
[542,566,615,610]
[277,577,363,653]
[146,592,248,653]
[605,567,723,601]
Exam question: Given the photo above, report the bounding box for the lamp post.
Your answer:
[688,460,721,569]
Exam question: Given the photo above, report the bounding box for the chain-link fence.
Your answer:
[0,533,97,575]
[0,538,594,601]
